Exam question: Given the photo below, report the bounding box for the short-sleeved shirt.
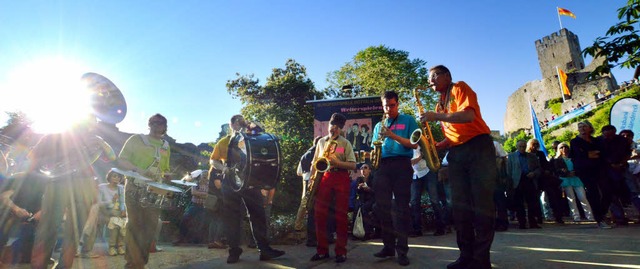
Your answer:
[313,136,356,166]
[436,81,491,146]
[118,134,170,180]
[210,135,231,163]
[371,114,419,158]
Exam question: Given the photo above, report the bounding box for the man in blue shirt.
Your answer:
[371,91,419,266]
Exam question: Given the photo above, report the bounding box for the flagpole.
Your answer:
[557,7,563,30]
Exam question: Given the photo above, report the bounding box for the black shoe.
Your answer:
[310,253,330,261]
[518,223,527,229]
[397,254,410,266]
[259,248,285,261]
[447,258,472,269]
[530,223,542,229]
[247,243,257,249]
[227,248,243,264]
[335,255,347,263]
[227,254,240,264]
[373,248,395,258]
[433,229,446,236]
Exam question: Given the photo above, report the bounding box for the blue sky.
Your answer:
[0,1,634,145]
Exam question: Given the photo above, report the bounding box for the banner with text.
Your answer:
[308,96,383,154]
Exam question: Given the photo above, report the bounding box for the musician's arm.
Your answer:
[1,190,30,218]
[191,185,208,198]
[422,108,475,124]
[117,158,140,173]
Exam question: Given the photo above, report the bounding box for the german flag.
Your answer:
[558,7,576,18]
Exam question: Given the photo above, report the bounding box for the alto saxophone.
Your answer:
[305,136,337,211]
[370,114,387,170]
[410,87,441,171]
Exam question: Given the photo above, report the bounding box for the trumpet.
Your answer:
[410,87,441,171]
[370,113,388,170]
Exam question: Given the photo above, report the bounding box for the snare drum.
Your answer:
[139,182,184,209]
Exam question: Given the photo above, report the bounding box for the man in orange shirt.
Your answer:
[420,65,496,269]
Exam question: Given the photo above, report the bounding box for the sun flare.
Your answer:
[5,57,93,134]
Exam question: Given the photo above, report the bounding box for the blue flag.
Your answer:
[530,101,548,157]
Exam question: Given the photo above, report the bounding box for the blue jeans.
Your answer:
[410,171,445,233]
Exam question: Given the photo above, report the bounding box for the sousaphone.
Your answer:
[81,72,127,124]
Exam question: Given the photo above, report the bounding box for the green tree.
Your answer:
[226,59,324,214]
[583,0,640,78]
[327,45,443,141]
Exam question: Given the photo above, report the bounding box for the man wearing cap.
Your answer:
[210,114,285,264]
[370,91,419,266]
[308,113,356,264]
[420,65,496,269]
[117,113,172,269]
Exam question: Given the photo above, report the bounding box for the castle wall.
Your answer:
[504,29,617,135]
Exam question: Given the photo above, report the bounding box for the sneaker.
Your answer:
[433,229,446,236]
[447,258,472,269]
[598,221,612,229]
[108,247,117,256]
[397,254,410,266]
[227,248,243,264]
[335,255,347,263]
[310,253,330,261]
[259,248,285,261]
[117,246,126,255]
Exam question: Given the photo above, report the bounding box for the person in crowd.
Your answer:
[308,113,356,264]
[29,116,116,269]
[99,169,127,256]
[553,142,595,222]
[420,65,496,269]
[507,140,542,229]
[0,171,45,266]
[205,168,226,249]
[410,145,446,237]
[174,170,210,245]
[210,114,284,264]
[353,163,376,240]
[117,113,172,268]
[493,141,510,232]
[619,129,640,214]
[570,120,611,229]
[294,136,321,234]
[371,91,418,267]
[526,139,564,224]
[598,125,631,226]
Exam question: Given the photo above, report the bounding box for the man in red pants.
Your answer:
[309,113,356,264]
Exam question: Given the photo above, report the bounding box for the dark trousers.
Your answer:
[221,184,270,254]
[31,178,93,269]
[513,176,540,226]
[448,134,496,269]
[374,156,412,256]
[410,171,445,233]
[494,184,509,229]
[124,183,160,269]
[314,170,349,256]
[178,203,212,243]
[579,171,604,222]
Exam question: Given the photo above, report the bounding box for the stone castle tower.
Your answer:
[504,29,617,135]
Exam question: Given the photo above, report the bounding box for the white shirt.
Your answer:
[412,147,430,179]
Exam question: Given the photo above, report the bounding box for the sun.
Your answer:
[5,57,93,134]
